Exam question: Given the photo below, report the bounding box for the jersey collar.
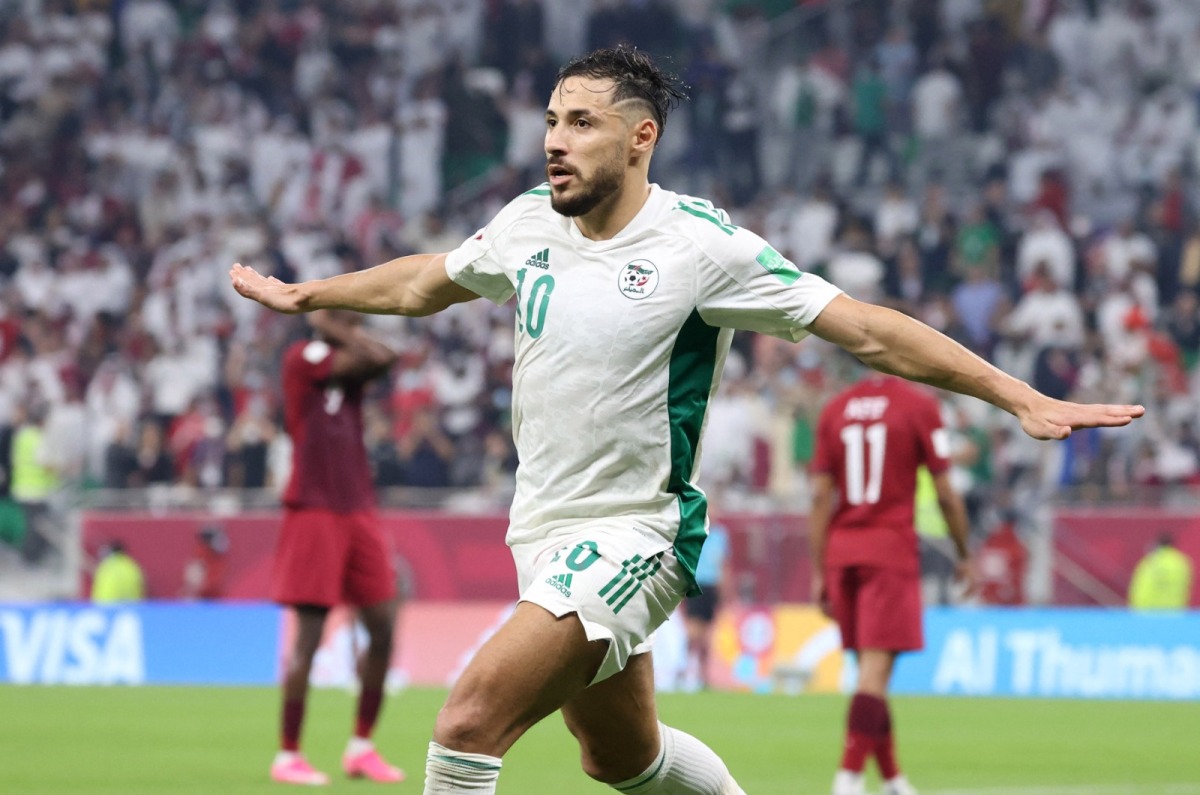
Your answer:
[564,184,669,247]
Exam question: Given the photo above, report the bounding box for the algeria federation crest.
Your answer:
[618,259,659,300]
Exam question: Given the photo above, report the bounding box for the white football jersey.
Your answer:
[445,184,842,585]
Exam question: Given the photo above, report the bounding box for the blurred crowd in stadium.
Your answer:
[1,0,1199,564]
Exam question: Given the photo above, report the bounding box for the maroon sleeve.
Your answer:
[286,340,335,385]
[281,341,336,421]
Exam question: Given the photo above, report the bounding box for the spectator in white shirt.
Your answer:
[396,75,448,220]
[1004,263,1087,351]
[874,180,920,258]
[912,57,963,141]
[911,55,964,186]
[785,178,839,270]
[1017,210,1076,290]
[85,356,143,482]
[13,256,57,314]
[827,220,886,304]
[1102,219,1157,282]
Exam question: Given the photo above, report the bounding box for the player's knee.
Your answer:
[432,698,516,757]
[432,702,488,752]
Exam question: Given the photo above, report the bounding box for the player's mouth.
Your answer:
[547,163,575,188]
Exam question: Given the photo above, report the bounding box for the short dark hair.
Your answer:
[555,46,688,145]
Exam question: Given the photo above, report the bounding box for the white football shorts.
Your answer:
[513,524,690,684]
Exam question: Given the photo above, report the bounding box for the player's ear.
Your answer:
[631,117,658,154]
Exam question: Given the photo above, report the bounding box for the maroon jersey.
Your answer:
[811,375,950,573]
[281,339,376,513]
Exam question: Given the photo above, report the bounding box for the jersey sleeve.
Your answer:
[285,340,334,387]
[444,189,545,306]
[914,392,952,476]
[693,220,843,341]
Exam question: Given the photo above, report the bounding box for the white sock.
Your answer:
[345,736,374,756]
[884,773,915,794]
[610,723,744,795]
[423,741,502,794]
[610,732,667,793]
[833,769,866,795]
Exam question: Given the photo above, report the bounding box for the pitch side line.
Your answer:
[925,788,1200,795]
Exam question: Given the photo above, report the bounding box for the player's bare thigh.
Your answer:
[855,648,898,696]
[432,601,609,757]
[561,651,661,783]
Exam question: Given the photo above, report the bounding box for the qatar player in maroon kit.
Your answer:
[269,310,405,786]
[810,374,975,795]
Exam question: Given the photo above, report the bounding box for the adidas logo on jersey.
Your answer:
[525,248,550,269]
[545,572,572,597]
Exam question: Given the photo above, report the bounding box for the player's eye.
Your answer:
[575,118,591,128]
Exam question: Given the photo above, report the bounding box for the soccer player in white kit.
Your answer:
[232,47,1143,795]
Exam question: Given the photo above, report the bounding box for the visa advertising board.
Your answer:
[2,602,1197,699]
[0,603,280,685]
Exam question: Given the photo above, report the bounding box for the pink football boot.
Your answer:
[270,752,331,786]
[343,746,405,783]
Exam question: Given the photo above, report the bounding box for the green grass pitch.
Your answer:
[1,686,1197,794]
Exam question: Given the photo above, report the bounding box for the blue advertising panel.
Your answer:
[0,603,281,685]
[892,608,1200,700]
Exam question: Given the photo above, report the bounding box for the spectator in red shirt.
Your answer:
[810,374,975,795]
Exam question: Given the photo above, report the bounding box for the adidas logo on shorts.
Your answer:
[545,572,572,597]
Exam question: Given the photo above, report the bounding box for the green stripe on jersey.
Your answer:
[674,202,736,235]
[666,310,720,595]
[523,184,551,196]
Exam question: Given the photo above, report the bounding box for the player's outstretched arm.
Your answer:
[807,294,1145,440]
[230,253,480,317]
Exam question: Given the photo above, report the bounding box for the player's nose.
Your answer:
[545,128,567,157]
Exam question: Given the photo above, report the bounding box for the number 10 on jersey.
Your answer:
[515,267,555,339]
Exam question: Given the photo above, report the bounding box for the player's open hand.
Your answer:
[954,559,978,601]
[1017,395,1144,441]
[230,262,306,314]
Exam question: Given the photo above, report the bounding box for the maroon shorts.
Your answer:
[826,564,923,652]
[272,508,396,608]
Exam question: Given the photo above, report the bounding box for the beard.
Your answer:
[549,153,625,218]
